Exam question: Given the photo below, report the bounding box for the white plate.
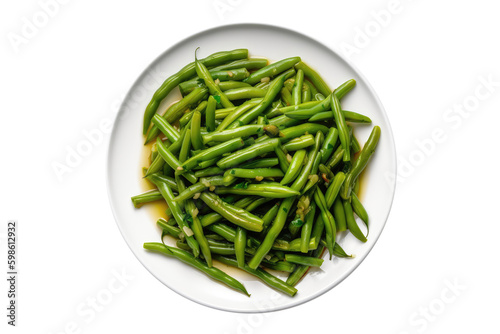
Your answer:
[107,23,396,313]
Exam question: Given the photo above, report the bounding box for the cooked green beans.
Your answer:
[137,49,381,297]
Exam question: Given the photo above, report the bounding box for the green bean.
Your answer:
[207,223,236,242]
[292,69,304,105]
[308,110,372,123]
[190,111,204,150]
[282,134,315,152]
[334,79,356,99]
[351,192,369,233]
[179,137,244,172]
[304,79,318,97]
[331,94,350,162]
[314,188,336,258]
[244,56,301,85]
[302,82,312,103]
[217,99,262,131]
[248,132,321,269]
[239,157,279,169]
[294,61,331,96]
[274,143,290,174]
[280,87,293,106]
[284,78,294,92]
[261,260,296,273]
[131,189,163,207]
[341,126,381,199]
[225,168,284,179]
[244,197,273,213]
[285,254,323,267]
[194,166,224,178]
[215,183,299,198]
[202,240,235,255]
[281,149,306,185]
[218,81,252,91]
[202,125,267,144]
[320,128,339,164]
[157,218,182,238]
[343,199,367,242]
[235,227,247,268]
[152,114,180,143]
[217,138,279,169]
[286,237,317,252]
[186,198,212,266]
[178,68,250,95]
[144,243,248,295]
[205,95,217,132]
[286,245,325,286]
[199,192,263,232]
[353,177,360,195]
[179,101,208,128]
[231,70,293,127]
[326,145,345,169]
[210,58,269,72]
[145,87,208,144]
[147,174,199,257]
[195,50,233,109]
[179,127,192,163]
[269,100,321,117]
[325,172,346,208]
[314,93,325,101]
[333,197,347,232]
[215,256,297,297]
[300,202,316,253]
[156,137,197,184]
[224,87,266,100]
[143,49,247,134]
[145,154,165,177]
[173,182,207,202]
[351,128,361,153]
[278,123,329,143]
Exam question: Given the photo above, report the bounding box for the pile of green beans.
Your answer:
[135,49,381,297]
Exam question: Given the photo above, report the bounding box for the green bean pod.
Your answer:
[320,128,339,164]
[340,126,381,199]
[179,137,245,172]
[300,201,316,253]
[144,243,248,295]
[199,192,263,232]
[224,87,266,100]
[147,174,200,257]
[351,192,369,234]
[215,183,299,198]
[218,81,252,91]
[215,256,297,297]
[143,49,248,134]
[239,158,279,169]
[331,94,350,162]
[226,168,284,179]
[244,56,301,85]
[343,199,367,242]
[333,197,347,232]
[281,149,306,185]
[145,87,208,144]
[195,51,234,109]
[285,254,324,267]
[235,227,247,268]
[131,189,163,207]
[294,61,331,97]
[282,134,315,152]
[217,138,279,169]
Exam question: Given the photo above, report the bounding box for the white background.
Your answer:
[1,0,499,333]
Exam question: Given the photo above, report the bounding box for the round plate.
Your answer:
[107,23,396,312]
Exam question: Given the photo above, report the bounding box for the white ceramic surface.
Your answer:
[107,23,396,313]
